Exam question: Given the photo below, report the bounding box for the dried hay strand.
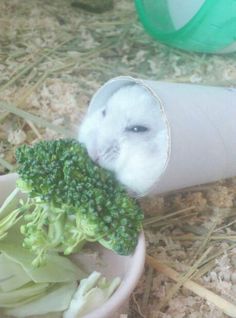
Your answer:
[146,254,236,318]
[0,1,236,317]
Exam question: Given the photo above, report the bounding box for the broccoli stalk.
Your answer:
[15,139,143,266]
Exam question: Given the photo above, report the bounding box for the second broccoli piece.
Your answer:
[15,139,143,266]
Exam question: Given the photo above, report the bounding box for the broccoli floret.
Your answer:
[15,139,143,266]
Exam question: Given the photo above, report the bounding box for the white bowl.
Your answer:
[0,173,146,318]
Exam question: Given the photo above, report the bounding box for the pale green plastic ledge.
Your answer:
[135,0,236,53]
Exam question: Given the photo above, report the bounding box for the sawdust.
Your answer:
[0,0,236,317]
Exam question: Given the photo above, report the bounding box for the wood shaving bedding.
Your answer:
[0,1,236,317]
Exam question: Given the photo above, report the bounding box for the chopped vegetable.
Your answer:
[0,188,23,240]
[63,271,121,318]
[0,190,85,316]
[5,282,77,317]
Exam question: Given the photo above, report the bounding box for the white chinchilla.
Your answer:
[78,84,169,196]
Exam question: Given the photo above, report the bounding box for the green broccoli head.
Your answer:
[15,139,143,265]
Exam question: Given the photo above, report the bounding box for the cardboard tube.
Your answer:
[88,76,236,195]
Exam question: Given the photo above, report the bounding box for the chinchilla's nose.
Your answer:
[99,139,120,161]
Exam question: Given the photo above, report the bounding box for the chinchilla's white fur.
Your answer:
[78,84,168,196]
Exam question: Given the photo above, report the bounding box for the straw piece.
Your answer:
[193,260,216,280]
[171,234,236,241]
[149,212,199,230]
[0,111,9,123]
[199,243,236,268]
[25,120,42,139]
[143,206,195,226]
[0,37,78,93]
[157,246,212,310]
[215,219,236,232]
[0,157,14,172]
[17,71,50,107]
[0,101,72,137]
[142,266,154,308]
[0,54,46,93]
[132,294,145,318]
[71,0,114,13]
[146,254,236,317]
[189,218,218,266]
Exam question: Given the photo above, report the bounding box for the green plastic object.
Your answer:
[135,0,236,53]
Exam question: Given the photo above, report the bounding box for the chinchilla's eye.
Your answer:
[102,109,106,117]
[125,125,149,133]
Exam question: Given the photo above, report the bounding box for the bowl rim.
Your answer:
[83,231,145,318]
